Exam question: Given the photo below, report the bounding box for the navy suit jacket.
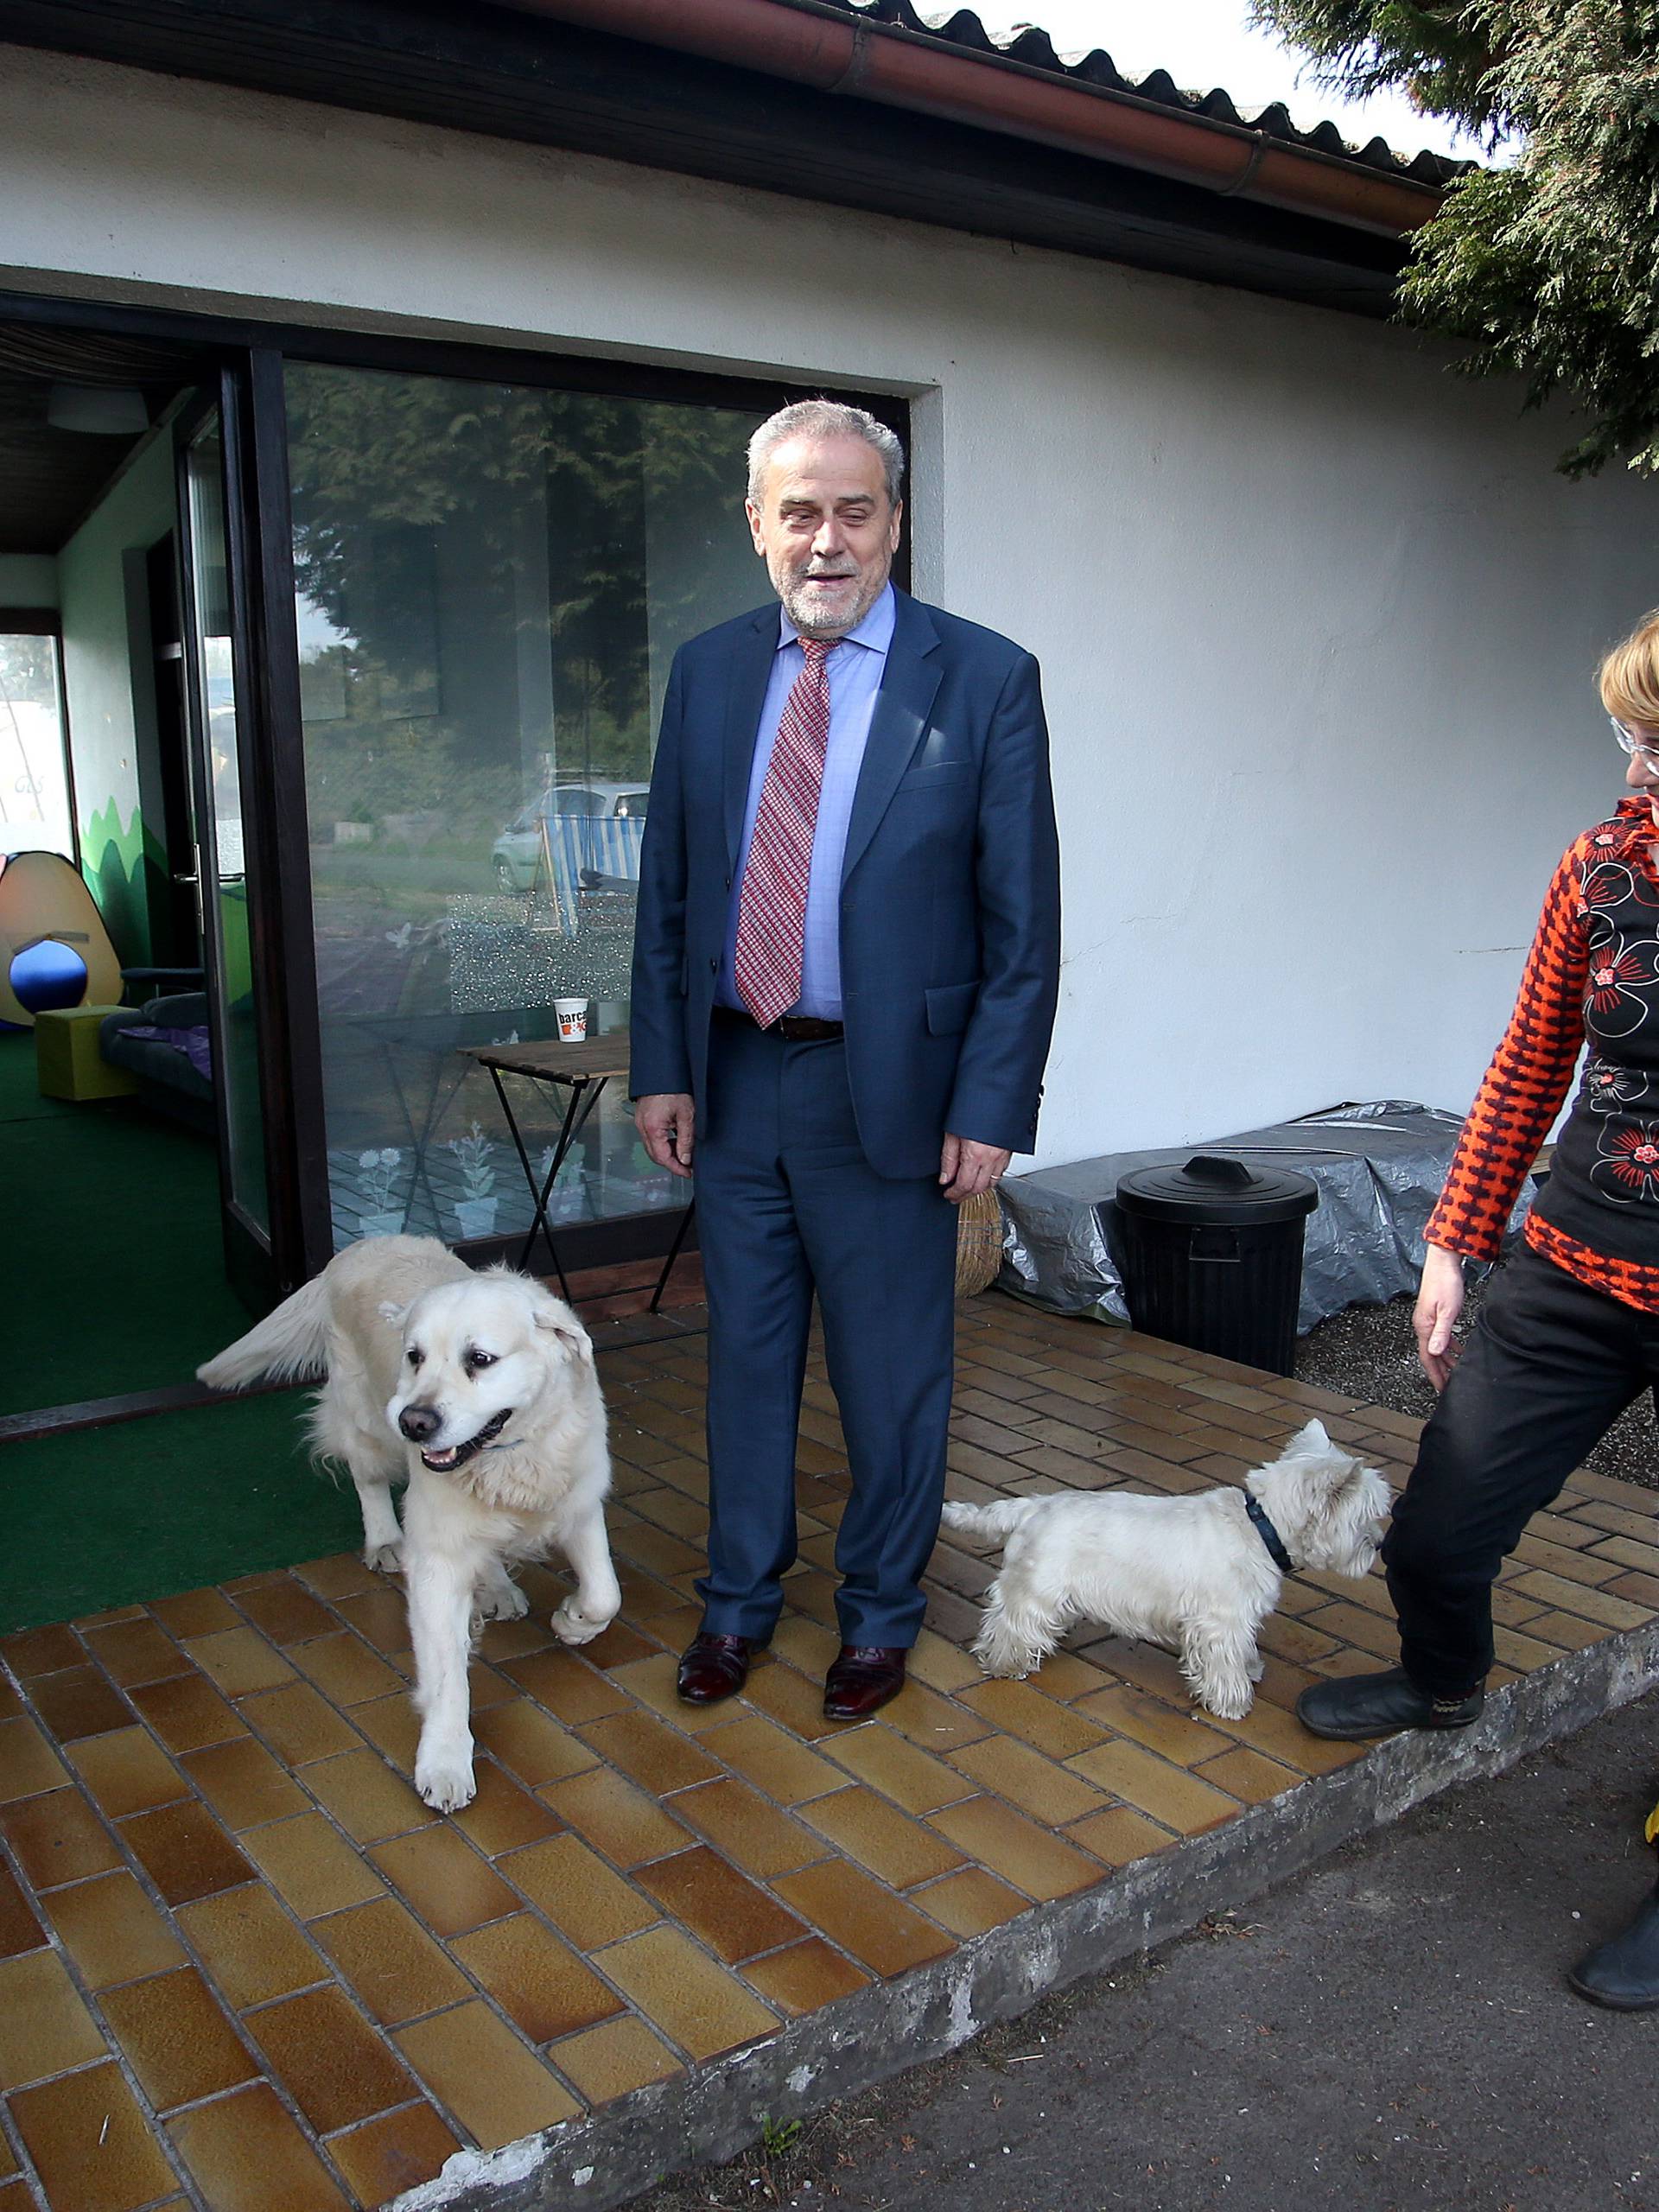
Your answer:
[629,585,1061,1180]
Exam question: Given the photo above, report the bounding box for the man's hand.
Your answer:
[939,1134,1011,1205]
[1414,1243,1467,1391]
[635,1093,696,1178]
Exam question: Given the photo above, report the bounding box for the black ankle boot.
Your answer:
[1295,1665,1484,1742]
[1568,1878,1659,2010]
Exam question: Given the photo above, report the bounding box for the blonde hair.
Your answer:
[1599,609,1659,728]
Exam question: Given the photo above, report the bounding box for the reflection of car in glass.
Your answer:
[491,783,649,891]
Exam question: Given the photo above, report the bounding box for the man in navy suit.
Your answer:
[631,399,1060,1719]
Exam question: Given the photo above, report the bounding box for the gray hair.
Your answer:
[747,400,905,509]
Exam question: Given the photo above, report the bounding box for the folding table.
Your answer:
[460,1035,695,1310]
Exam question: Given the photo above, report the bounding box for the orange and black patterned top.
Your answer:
[1427,798,1659,1313]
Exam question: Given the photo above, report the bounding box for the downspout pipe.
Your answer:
[493,0,1443,237]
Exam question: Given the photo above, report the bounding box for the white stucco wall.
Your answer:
[0,45,1649,1165]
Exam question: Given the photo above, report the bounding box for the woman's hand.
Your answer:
[1414,1243,1467,1391]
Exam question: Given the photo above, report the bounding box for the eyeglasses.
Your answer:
[1611,715,1659,771]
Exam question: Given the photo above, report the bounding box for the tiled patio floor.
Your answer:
[3,1294,1658,2210]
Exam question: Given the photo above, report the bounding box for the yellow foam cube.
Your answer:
[35,1005,139,1101]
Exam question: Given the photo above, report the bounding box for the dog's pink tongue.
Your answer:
[423,1446,459,1469]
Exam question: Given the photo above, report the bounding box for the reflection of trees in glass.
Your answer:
[0,633,57,706]
[0,633,68,848]
[285,365,759,804]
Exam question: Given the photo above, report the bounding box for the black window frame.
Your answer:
[0,283,913,1299]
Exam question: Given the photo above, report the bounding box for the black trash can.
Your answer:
[1114,1154,1319,1377]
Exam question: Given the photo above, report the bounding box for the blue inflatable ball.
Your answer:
[10,938,88,1014]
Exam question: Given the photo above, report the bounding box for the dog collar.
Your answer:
[1244,1491,1295,1574]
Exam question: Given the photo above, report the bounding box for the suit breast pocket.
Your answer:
[896,761,974,792]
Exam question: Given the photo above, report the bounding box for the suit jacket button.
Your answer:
[709,957,719,972]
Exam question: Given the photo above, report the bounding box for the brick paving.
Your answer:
[1,1293,1656,2210]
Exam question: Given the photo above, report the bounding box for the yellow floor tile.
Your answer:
[542,1768,694,1869]
[12,2060,180,2210]
[552,2015,682,2106]
[595,1924,779,2061]
[451,1913,624,2041]
[948,1735,1107,1827]
[0,1948,107,2087]
[241,1810,387,1920]
[1065,1738,1239,1835]
[311,1895,471,2027]
[1071,1685,1233,1768]
[499,1832,660,1949]
[819,1719,976,1815]
[912,1866,1031,1938]
[956,1679,1109,1761]
[1064,1804,1179,1870]
[927,1797,1102,1901]
[699,1713,850,1805]
[796,1786,967,1889]
[397,2002,580,2149]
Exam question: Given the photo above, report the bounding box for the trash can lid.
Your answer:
[1115,1154,1319,1226]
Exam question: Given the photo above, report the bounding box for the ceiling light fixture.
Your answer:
[46,383,149,435]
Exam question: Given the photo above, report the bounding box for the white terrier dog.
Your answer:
[940,1419,1389,1719]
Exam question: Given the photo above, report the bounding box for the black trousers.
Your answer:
[1383,1241,1659,1698]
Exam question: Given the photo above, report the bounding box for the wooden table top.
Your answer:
[460,1037,631,1083]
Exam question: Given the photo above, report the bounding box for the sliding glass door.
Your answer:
[177,391,272,1301]
[282,363,766,1254]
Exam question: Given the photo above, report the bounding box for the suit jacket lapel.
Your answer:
[722,606,779,872]
[841,589,943,885]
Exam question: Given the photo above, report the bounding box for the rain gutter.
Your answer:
[489,0,1443,237]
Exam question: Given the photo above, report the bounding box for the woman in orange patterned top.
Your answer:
[1298,609,1659,2008]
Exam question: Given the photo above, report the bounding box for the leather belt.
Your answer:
[714,1005,844,1042]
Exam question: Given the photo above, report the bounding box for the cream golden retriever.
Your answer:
[199,1236,620,1811]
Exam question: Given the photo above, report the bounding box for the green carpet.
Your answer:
[0,1394,363,1632]
[0,1028,360,1630]
[0,1029,254,1413]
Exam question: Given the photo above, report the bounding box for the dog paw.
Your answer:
[364,1541,404,1575]
[474,1580,530,1624]
[415,1751,477,1813]
[1198,1690,1255,1721]
[550,1599,611,1646]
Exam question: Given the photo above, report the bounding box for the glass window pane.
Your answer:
[283,363,766,1250]
[0,634,73,860]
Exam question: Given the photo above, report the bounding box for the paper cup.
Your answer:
[555,997,589,1041]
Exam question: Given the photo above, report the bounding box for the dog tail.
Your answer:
[940,1497,1044,1544]
[197,1275,333,1391]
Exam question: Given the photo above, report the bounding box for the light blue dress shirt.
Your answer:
[717,582,896,1021]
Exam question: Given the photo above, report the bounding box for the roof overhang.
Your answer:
[0,0,1439,317]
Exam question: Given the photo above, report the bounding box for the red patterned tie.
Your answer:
[734,637,835,1028]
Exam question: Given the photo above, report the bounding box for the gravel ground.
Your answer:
[1293,1257,1659,1491]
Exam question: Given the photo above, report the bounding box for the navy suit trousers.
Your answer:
[693,1014,958,1648]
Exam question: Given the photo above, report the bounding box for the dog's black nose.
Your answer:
[398,1404,441,1443]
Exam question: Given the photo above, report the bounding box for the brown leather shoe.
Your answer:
[677,1632,759,1706]
[823,1645,906,1721]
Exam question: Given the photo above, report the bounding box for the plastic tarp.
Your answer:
[997,1101,1536,1334]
